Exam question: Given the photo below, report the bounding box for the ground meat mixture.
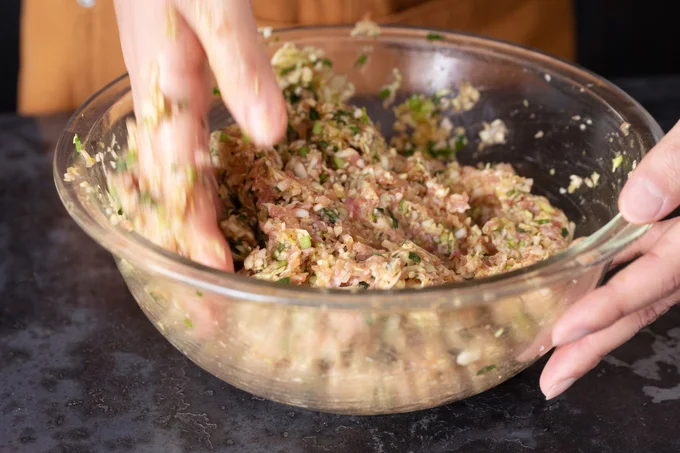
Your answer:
[109,41,573,290]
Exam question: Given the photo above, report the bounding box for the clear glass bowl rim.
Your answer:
[54,24,660,310]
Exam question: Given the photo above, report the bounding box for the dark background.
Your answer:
[0,0,677,113]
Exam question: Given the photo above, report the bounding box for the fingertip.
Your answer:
[244,91,288,146]
[619,176,665,225]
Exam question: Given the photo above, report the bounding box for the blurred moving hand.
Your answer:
[114,0,287,271]
[541,121,680,399]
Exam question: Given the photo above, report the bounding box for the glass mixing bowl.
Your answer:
[54,26,662,415]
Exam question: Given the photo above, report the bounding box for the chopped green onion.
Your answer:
[196,290,203,297]
[359,281,370,290]
[399,199,406,212]
[517,227,530,233]
[299,146,310,157]
[279,66,296,76]
[333,156,346,169]
[117,208,123,216]
[408,252,421,263]
[321,208,339,224]
[506,190,516,196]
[184,318,194,328]
[276,277,291,284]
[299,234,312,249]
[321,58,333,67]
[287,124,300,141]
[212,87,221,96]
[454,134,466,153]
[309,108,320,121]
[360,107,369,124]
[476,364,496,376]
[379,88,391,100]
[319,172,329,184]
[312,122,323,135]
[355,54,368,67]
[348,125,361,135]
[73,134,82,154]
[561,227,569,238]
[536,219,551,225]
[219,132,228,143]
[426,33,445,41]
[387,209,398,228]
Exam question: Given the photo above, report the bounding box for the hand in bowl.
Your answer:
[114,0,286,271]
[541,121,680,399]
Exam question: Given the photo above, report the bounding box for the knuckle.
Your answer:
[658,141,680,187]
[633,301,674,332]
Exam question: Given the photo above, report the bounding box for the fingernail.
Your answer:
[545,378,576,400]
[620,177,664,224]
[553,327,591,347]
[247,102,286,146]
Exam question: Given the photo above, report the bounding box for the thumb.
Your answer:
[619,120,680,224]
[175,0,287,146]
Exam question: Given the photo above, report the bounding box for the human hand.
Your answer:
[114,0,287,270]
[540,121,680,399]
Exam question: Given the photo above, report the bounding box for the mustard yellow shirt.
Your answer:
[18,0,574,115]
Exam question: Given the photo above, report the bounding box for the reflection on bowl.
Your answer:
[54,26,659,415]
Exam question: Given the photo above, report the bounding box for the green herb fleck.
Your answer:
[517,227,530,233]
[399,199,406,212]
[387,209,398,228]
[321,58,333,67]
[321,208,339,224]
[212,87,221,96]
[359,281,370,290]
[348,125,361,135]
[408,252,421,264]
[309,107,321,121]
[73,134,83,154]
[476,364,497,376]
[279,66,296,76]
[319,172,329,184]
[355,54,368,67]
[379,88,391,100]
[299,146,310,157]
[561,227,569,238]
[117,208,123,216]
[219,132,228,143]
[360,107,369,124]
[536,219,551,225]
[287,124,300,141]
[506,189,516,197]
[184,318,194,328]
[426,33,445,41]
[426,140,454,159]
[276,277,291,284]
[312,122,323,135]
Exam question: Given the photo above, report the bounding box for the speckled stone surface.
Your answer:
[2,77,680,453]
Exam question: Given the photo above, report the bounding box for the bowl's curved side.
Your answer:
[54,26,662,311]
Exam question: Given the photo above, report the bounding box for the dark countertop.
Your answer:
[2,76,680,453]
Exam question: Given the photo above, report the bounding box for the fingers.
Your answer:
[611,219,678,266]
[540,291,678,399]
[619,120,680,224]
[174,0,287,146]
[552,219,680,347]
[115,0,233,271]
